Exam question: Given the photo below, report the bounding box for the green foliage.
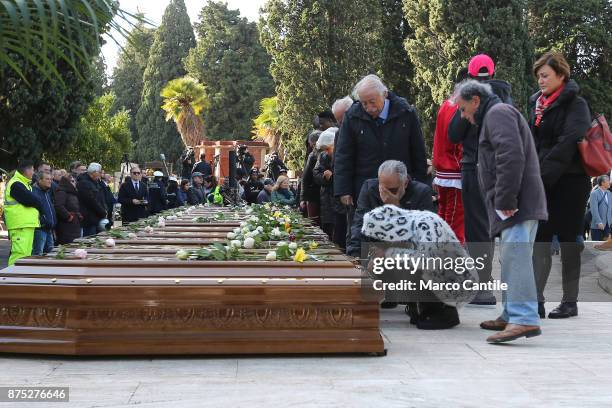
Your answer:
[45,92,132,171]
[527,0,611,117]
[0,46,101,170]
[403,0,534,144]
[110,18,155,142]
[161,76,208,147]
[253,96,283,153]
[379,0,415,101]
[135,0,196,165]
[259,0,383,169]
[0,0,144,85]
[184,1,274,141]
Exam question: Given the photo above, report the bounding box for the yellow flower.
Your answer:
[309,241,318,250]
[273,211,282,218]
[294,248,307,263]
[284,222,292,232]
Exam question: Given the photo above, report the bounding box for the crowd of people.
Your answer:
[2,51,611,344]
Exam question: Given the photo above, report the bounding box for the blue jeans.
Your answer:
[32,229,54,255]
[499,220,540,326]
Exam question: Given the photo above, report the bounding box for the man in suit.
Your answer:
[118,167,149,223]
[590,175,612,241]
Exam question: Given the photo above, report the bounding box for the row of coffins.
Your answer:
[0,203,385,355]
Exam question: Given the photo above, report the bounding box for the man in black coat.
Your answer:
[76,163,109,236]
[191,153,212,178]
[334,74,427,253]
[348,160,435,258]
[118,167,149,223]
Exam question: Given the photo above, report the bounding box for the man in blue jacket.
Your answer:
[32,171,56,255]
[590,175,612,241]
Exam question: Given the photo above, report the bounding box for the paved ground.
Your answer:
[0,242,611,407]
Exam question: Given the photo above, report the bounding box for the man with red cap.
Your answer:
[448,53,513,305]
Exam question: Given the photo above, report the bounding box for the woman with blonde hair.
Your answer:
[271,175,296,206]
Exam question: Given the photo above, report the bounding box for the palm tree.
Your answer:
[252,96,283,155]
[0,0,146,85]
[161,76,208,147]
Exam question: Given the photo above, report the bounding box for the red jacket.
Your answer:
[432,99,462,179]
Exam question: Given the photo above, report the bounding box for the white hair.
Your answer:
[316,127,338,149]
[378,160,408,183]
[352,74,388,100]
[331,96,353,115]
[454,79,493,102]
[87,162,102,174]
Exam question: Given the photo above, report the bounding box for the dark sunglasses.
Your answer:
[131,172,141,175]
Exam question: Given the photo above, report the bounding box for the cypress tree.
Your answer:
[135,0,196,165]
[403,0,534,145]
[260,0,383,168]
[111,19,155,143]
[528,0,611,117]
[184,1,275,140]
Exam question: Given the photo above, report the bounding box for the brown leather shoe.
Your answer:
[480,317,507,331]
[486,324,541,343]
[595,238,612,251]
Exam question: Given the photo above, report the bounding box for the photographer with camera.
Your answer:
[266,151,286,181]
[236,145,255,177]
[180,147,196,180]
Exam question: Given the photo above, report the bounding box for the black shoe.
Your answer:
[381,301,398,309]
[548,302,578,319]
[538,302,546,319]
[404,303,419,325]
[469,290,497,306]
[416,304,460,330]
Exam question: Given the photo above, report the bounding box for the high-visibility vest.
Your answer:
[3,171,40,230]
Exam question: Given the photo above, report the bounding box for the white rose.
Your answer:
[175,250,190,260]
[230,240,242,248]
[276,241,288,247]
[127,233,137,239]
[265,251,277,261]
[249,216,258,222]
[256,226,264,232]
[243,237,255,249]
[227,232,236,239]
[245,208,253,214]
[74,249,88,259]
[104,238,116,247]
[144,226,154,233]
[288,242,298,250]
[271,227,281,236]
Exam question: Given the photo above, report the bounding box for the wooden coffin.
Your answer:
[0,240,384,356]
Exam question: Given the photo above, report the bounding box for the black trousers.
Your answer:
[461,167,494,283]
[533,175,591,303]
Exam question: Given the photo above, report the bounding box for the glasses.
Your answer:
[131,172,141,175]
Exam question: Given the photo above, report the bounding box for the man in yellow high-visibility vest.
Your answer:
[4,160,41,266]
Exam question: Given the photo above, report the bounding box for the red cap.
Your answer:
[468,54,495,78]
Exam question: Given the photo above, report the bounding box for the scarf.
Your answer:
[535,84,565,127]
